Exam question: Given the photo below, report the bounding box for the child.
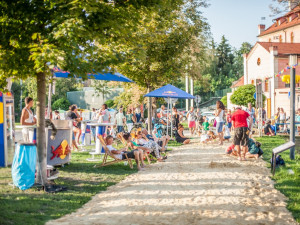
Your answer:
[202,117,210,133]
[223,124,231,142]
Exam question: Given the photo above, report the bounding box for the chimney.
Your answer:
[289,0,298,11]
[269,46,278,56]
[258,24,265,35]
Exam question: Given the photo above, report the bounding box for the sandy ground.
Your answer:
[47,137,298,225]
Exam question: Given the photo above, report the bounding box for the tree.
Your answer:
[52,98,70,111]
[0,0,182,190]
[220,95,227,107]
[270,0,300,16]
[92,81,112,104]
[230,84,266,107]
[52,78,79,103]
[117,0,210,129]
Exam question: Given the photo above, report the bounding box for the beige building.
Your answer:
[228,4,300,118]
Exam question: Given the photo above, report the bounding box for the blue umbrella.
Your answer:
[144,84,195,99]
[144,84,195,136]
[53,67,133,83]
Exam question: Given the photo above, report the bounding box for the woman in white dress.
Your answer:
[20,97,36,142]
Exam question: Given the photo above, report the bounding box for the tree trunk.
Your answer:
[147,86,152,133]
[36,72,48,187]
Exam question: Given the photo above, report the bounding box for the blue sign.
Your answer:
[253,93,256,100]
[288,91,290,99]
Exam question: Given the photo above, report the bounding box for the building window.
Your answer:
[265,80,269,92]
[257,58,261,66]
[279,35,283,43]
[291,32,294,43]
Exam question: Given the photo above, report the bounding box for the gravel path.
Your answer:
[47,138,298,225]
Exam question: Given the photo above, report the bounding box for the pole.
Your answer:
[166,97,169,136]
[185,75,189,111]
[171,99,173,139]
[20,79,23,113]
[190,78,194,108]
[289,55,297,160]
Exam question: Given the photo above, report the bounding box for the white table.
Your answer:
[80,120,96,147]
[86,122,114,161]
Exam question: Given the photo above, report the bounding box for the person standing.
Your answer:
[20,97,36,142]
[115,108,126,133]
[186,107,196,135]
[215,100,225,145]
[135,106,142,123]
[226,109,232,132]
[66,105,81,150]
[172,107,181,129]
[126,108,135,132]
[246,103,256,131]
[160,105,167,118]
[231,106,252,161]
[279,107,286,131]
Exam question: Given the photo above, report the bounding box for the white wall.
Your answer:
[259,24,300,43]
[246,44,271,84]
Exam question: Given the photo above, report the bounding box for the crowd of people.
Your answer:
[20,95,298,165]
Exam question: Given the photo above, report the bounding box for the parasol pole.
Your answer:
[166,97,169,136]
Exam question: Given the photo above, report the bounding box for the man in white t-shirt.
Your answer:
[186,107,196,135]
[106,135,145,170]
[115,108,126,133]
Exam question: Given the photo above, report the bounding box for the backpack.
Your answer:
[270,155,285,167]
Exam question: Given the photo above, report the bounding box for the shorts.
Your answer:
[224,136,231,140]
[72,132,75,140]
[189,121,196,128]
[233,127,249,146]
[117,125,124,133]
[227,122,232,129]
[122,150,137,159]
[216,122,224,133]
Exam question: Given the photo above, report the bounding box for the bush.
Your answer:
[105,99,114,108]
[220,95,227,107]
[52,98,71,111]
[230,84,265,107]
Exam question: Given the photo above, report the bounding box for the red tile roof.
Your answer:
[259,6,300,37]
[257,42,300,55]
[231,76,244,88]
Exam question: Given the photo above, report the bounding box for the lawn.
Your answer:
[0,140,179,225]
[256,136,300,223]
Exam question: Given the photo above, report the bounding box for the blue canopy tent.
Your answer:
[144,84,195,137]
[46,67,133,118]
[53,67,133,83]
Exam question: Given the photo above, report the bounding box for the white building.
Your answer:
[228,3,300,118]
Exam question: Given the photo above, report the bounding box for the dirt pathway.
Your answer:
[47,138,298,225]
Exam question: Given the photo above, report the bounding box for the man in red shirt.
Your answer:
[231,107,252,161]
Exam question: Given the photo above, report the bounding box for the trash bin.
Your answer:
[11,143,36,190]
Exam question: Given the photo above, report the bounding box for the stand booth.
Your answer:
[0,92,15,167]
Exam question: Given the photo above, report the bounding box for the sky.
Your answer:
[202,0,282,49]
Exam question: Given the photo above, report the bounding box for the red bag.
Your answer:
[213,119,217,127]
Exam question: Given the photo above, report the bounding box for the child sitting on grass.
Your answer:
[200,130,217,144]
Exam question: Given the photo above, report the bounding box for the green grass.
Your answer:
[0,148,138,225]
[0,139,177,225]
[256,136,300,223]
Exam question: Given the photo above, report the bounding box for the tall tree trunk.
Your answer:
[147,86,152,133]
[36,72,48,187]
